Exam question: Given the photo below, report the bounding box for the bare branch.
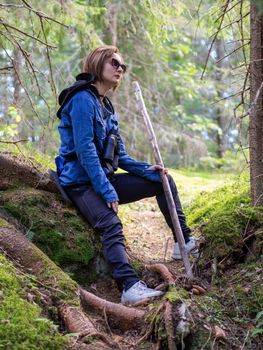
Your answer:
[2,24,42,96]
[201,0,230,80]
[1,45,46,129]
[239,0,249,70]
[211,87,250,104]
[0,3,24,8]
[0,19,57,48]
[210,12,250,35]
[0,139,29,144]
[216,42,250,64]
[0,66,13,71]
[39,16,57,99]
[215,0,242,23]
[21,0,69,28]
[2,23,54,122]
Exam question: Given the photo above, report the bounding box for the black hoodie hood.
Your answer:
[56,73,115,119]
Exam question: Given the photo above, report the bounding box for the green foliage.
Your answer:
[253,311,263,336]
[165,285,189,303]
[1,0,246,168]
[192,150,248,173]
[0,255,68,350]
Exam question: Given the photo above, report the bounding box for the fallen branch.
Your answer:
[0,20,57,48]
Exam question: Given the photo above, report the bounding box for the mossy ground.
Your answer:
[185,173,263,260]
[0,187,102,284]
[0,255,69,350]
[188,259,263,349]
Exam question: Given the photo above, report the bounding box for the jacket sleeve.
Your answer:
[69,93,119,203]
[118,135,161,182]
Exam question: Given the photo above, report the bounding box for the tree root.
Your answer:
[164,301,176,350]
[0,222,120,348]
[58,303,116,348]
[80,288,145,331]
[145,263,175,284]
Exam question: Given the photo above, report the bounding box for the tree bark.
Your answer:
[215,38,226,159]
[13,48,22,107]
[0,153,57,192]
[249,2,263,206]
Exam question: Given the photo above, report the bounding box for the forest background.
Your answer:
[1,0,260,172]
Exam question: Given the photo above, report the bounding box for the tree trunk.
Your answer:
[249,2,263,206]
[215,38,226,159]
[13,48,22,107]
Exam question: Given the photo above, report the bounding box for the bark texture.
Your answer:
[0,153,57,192]
[249,2,263,206]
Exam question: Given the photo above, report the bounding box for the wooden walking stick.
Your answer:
[132,81,194,279]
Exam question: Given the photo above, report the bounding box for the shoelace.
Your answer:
[135,281,148,291]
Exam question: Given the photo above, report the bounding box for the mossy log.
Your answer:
[0,153,57,192]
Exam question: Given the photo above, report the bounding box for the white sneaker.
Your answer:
[171,237,199,260]
[121,281,163,305]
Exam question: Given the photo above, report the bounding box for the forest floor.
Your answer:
[85,170,262,349]
[121,169,231,262]
[1,158,261,350]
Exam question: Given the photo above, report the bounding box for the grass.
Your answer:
[168,168,235,206]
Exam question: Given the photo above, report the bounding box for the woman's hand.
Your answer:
[107,201,119,213]
[146,164,168,174]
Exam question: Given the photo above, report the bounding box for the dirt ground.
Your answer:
[121,197,177,263]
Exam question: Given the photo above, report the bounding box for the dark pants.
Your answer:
[66,173,191,291]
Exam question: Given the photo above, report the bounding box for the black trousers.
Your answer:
[66,173,191,291]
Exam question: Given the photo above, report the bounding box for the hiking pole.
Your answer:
[132,81,194,279]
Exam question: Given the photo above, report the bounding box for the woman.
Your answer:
[56,46,198,305]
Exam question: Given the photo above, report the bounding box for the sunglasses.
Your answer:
[110,58,127,73]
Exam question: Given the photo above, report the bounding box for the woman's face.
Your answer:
[102,53,126,88]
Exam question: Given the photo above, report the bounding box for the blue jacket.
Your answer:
[57,89,161,203]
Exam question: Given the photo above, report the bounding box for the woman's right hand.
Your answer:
[107,201,119,213]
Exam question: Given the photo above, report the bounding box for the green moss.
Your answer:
[186,174,263,258]
[0,255,68,350]
[0,189,100,283]
[165,285,189,303]
[0,218,10,228]
[217,261,263,320]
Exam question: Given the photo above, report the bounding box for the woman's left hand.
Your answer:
[146,164,168,174]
